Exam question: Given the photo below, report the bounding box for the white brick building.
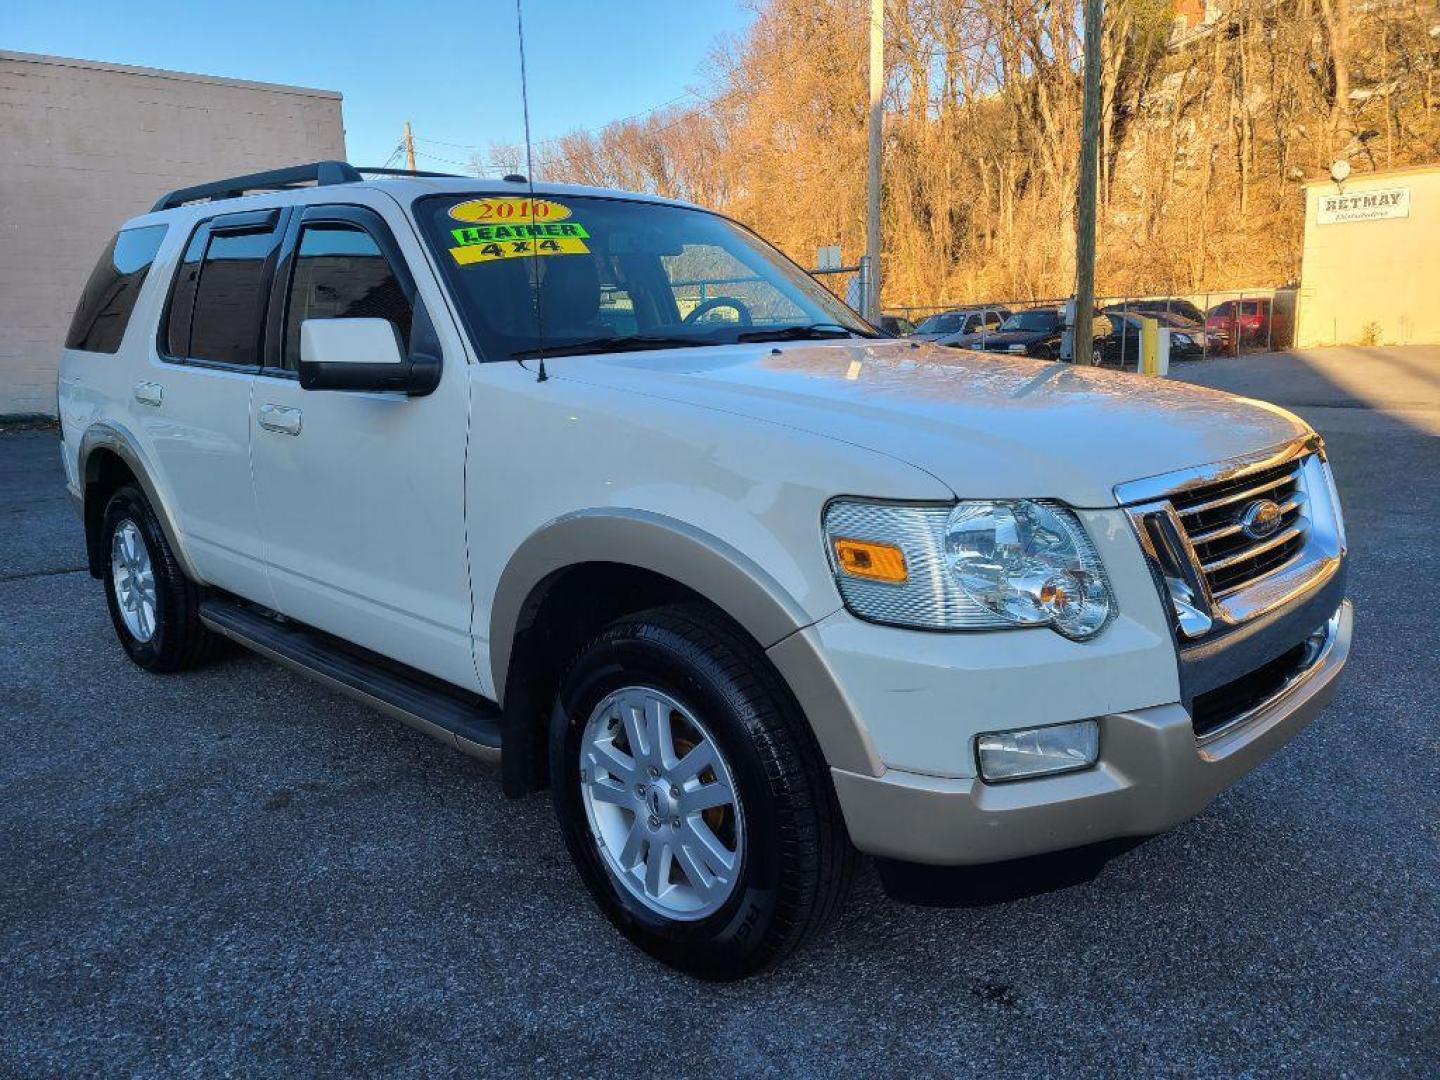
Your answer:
[0,51,346,416]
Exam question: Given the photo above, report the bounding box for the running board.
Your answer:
[199,597,502,763]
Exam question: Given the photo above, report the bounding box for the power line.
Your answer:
[412,148,480,173]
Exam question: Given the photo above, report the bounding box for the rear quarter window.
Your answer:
[65,224,168,353]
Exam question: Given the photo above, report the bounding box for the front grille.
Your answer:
[1169,456,1309,597]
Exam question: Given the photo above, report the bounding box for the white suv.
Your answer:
[57,162,1352,978]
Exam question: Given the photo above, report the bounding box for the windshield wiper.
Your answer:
[735,323,868,343]
[512,335,716,360]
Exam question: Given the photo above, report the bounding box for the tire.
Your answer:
[100,484,219,672]
[550,604,855,980]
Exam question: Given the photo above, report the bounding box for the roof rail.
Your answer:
[151,161,472,212]
[154,162,472,213]
[354,166,466,179]
[151,161,362,212]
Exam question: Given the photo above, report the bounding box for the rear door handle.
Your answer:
[133,381,164,407]
[257,403,303,436]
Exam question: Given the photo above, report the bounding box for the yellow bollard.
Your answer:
[1140,317,1159,375]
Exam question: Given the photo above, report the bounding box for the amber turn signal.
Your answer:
[833,537,908,583]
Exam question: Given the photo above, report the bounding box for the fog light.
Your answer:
[976,720,1100,782]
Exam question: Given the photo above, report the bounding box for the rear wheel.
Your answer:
[550,605,854,980]
[100,484,219,672]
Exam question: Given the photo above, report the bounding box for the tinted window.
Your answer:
[916,312,964,335]
[283,224,412,370]
[164,227,209,358]
[65,225,168,353]
[188,229,273,366]
[999,309,1061,333]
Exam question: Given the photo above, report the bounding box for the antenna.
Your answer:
[515,0,547,383]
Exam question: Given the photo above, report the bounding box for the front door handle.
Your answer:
[257,403,303,436]
[133,381,164,407]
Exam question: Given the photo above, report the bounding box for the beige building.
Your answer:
[0,51,346,416]
[1295,163,1440,348]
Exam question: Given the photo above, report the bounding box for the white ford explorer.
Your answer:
[57,162,1351,978]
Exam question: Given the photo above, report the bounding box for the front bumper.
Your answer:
[829,599,1352,866]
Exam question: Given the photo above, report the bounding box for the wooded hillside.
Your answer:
[493,0,1439,308]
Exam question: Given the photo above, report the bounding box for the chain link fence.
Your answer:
[881,287,1298,369]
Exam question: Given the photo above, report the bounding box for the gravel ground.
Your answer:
[2,349,1437,1077]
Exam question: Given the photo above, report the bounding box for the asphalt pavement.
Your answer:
[2,348,1436,1077]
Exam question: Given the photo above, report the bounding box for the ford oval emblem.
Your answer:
[1239,499,1284,540]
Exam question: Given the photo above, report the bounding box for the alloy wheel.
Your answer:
[110,519,157,643]
[579,686,744,921]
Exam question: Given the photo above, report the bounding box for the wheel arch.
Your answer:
[79,422,199,582]
[490,509,837,796]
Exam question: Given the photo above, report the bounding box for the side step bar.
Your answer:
[199,597,502,763]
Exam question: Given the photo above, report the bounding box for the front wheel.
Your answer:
[550,605,854,980]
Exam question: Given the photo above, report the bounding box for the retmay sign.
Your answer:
[1317,187,1410,225]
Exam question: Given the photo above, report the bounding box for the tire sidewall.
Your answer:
[101,487,170,668]
[550,623,788,977]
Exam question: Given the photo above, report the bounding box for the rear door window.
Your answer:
[162,210,282,367]
[65,224,168,353]
[189,231,274,366]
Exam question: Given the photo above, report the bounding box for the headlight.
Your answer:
[823,499,1114,638]
[1172,333,1193,346]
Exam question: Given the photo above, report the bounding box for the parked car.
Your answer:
[911,306,1011,342]
[58,161,1351,980]
[1097,311,1216,366]
[1206,297,1289,351]
[1103,298,1206,325]
[875,313,915,338]
[943,307,1073,357]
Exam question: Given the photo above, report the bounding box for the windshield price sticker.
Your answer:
[448,221,591,266]
[448,197,572,223]
[447,198,591,265]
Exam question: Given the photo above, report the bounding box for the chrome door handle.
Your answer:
[133,381,164,407]
[257,403,303,436]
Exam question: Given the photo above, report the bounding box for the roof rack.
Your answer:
[150,161,467,212]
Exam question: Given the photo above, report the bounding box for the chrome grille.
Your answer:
[1170,456,1308,597]
[1116,435,1346,641]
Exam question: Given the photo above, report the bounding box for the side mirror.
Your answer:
[298,318,440,396]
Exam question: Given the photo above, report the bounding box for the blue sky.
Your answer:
[2,0,754,171]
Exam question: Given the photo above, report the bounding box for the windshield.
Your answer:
[416,193,874,361]
[915,312,966,335]
[999,309,1060,332]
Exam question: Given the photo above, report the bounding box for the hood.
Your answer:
[552,340,1310,507]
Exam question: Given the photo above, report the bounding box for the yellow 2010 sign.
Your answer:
[446,197,590,265]
[448,197,572,224]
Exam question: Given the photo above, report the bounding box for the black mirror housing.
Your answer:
[299,353,440,396]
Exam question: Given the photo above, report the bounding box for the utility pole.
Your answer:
[862,0,884,322]
[1072,0,1104,365]
[403,120,417,173]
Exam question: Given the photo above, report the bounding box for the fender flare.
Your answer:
[78,421,201,581]
[489,508,811,699]
[488,508,884,779]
